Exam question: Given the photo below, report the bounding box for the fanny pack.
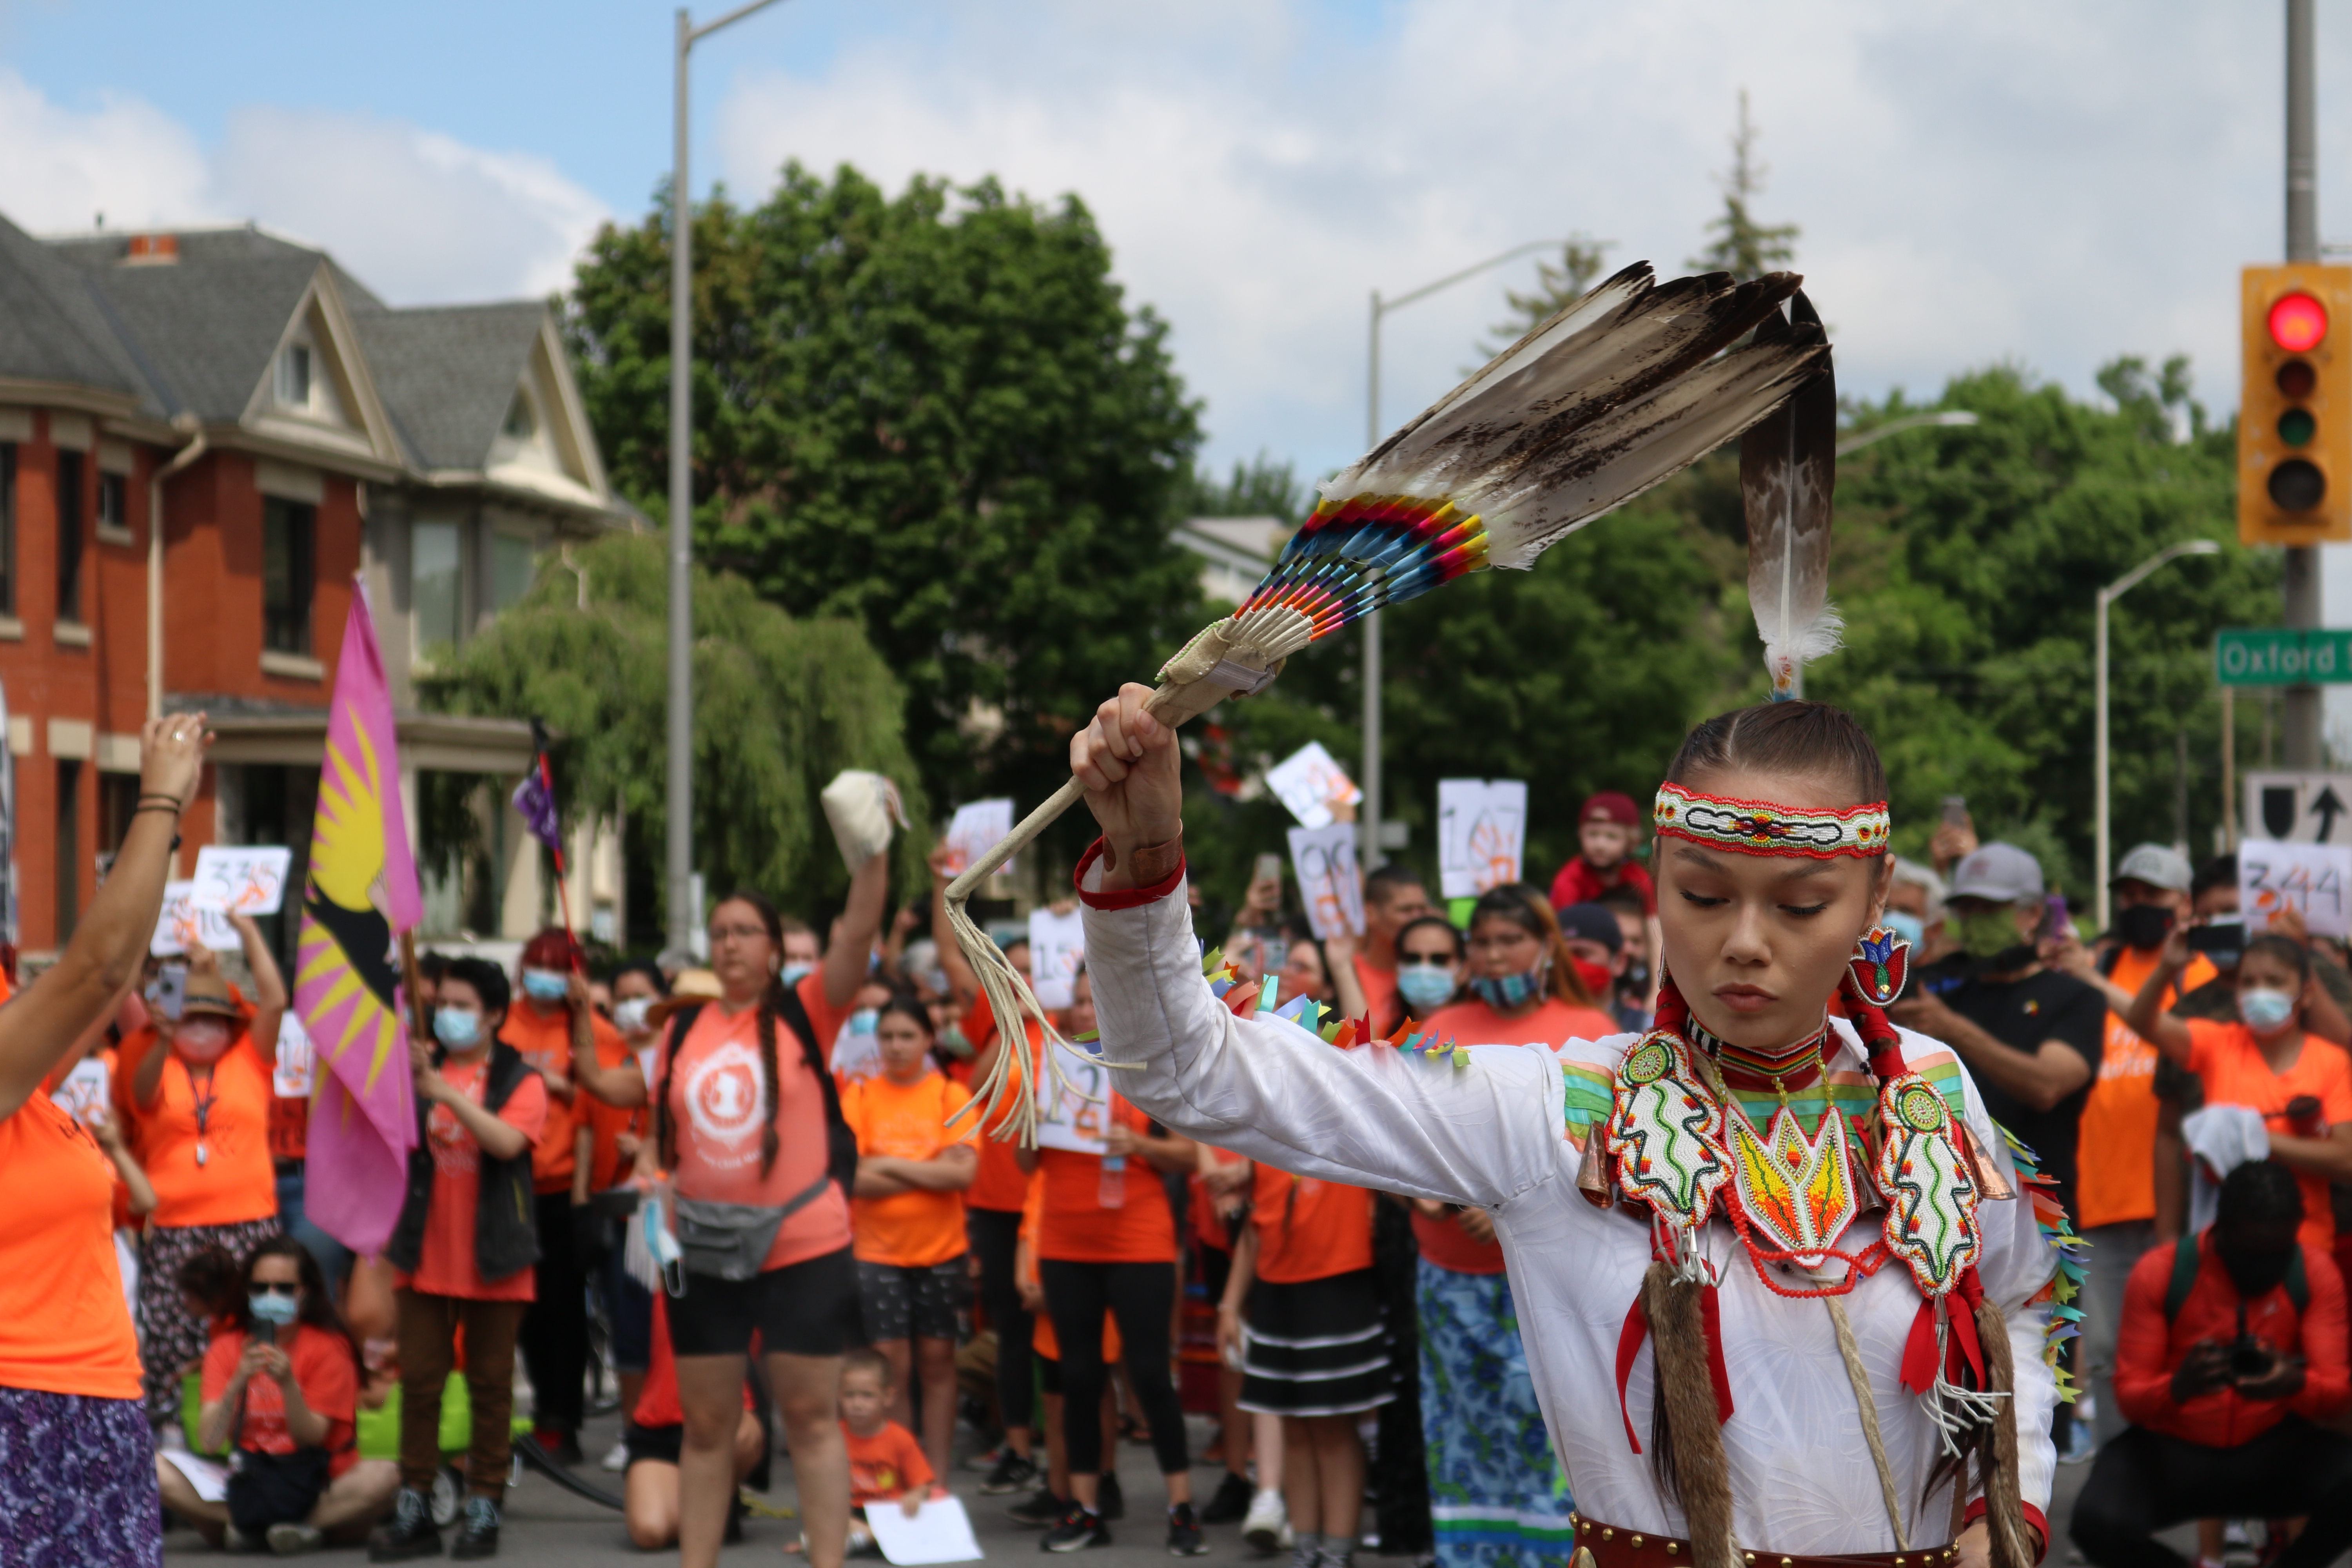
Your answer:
[673,1174,834,1282]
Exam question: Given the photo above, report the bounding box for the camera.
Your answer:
[2228,1333,2270,1381]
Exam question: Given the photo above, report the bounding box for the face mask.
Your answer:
[1882,910,1926,949]
[2114,904,2174,952]
[521,967,570,1003]
[613,997,652,1034]
[435,1007,483,1049]
[248,1290,299,1327]
[1469,965,1545,1012]
[174,1020,232,1064]
[779,962,816,988]
[846,1008,879,1037]
[1396,964,1456,1014]
[1571,956,1616,1002]
[2238,987,2298,1034]
[1955,906,2024,960]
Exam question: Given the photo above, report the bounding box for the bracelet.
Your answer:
[137,794,184,812]
[133,802,181,818]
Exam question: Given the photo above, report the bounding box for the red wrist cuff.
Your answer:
[1961,1499,2047,1563]
[1075,837,1186,910]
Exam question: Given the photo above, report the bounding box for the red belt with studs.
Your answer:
[1568,1515,1957,1568]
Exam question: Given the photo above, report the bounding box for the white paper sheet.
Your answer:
[1027,906,1086,1010]
[2240,838,2352,938]
[942,800,1015,881]
[190,845,294,915]
[867,1494,984,1565]
[50,1056,109,1123]
[1033,1049,1111,1156]
[1264,741,1360,830]
[273,1013,315,1098]
[151,881,239,956]
[1287,823,1365,940]
[160,1450,230,1504]
[1437,779,1528,899]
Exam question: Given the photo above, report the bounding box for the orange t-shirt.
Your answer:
[1354,954,1399,1030]
[843,1071,974,1268]
[407,1058,549,1300]
[202,1325,359,1476]
[581,1025,650,1193]
[2185,1019,2352,1252]
[844,1418,933,1505]
[1408,996,1613,1272]
[1251,1163,1372,1284]
[2078,947,2217,1230]
[503,1000,621,1194]
[0,1096,142,1398]
[1036,1097,1174,1264]
[137,1035,280,1228]
[957,996,1038,1214]
[658,971,854,1272]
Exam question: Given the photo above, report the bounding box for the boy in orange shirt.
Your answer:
[840,1348,933,1556]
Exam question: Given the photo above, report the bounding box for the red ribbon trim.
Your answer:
[1074,837,1185,910]
[1900,1298,1940,1395]
[1615,1295,1649,1454]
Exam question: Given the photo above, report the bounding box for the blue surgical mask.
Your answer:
[521,967,570,1003]
[780,962,816,987]
[1882,910,1926,949]
[846,1008,879,1037]
[2239,987,2298,1034]
[1396,964,1457,1015]
[1468,964,1545,1012]
[434,1007,483,1049]
[249,1291,299,1327]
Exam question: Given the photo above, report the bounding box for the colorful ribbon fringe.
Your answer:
[1200,944,1463,1063]
[1236,494,1490,643]
[2003,1127,2088,1405]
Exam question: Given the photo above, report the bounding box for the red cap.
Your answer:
[1580,791,1640,828]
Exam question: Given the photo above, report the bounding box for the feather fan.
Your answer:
[940,262,1834,1145]
[1740,289,1840,699]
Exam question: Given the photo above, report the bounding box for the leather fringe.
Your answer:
[1973,1298,2031,1568]
[1642,1263,1740,1568]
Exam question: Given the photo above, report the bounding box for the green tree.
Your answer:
[1174,453,1311,526]
[1689,91,1800,282]
[564,165,1206,845]
[1483,238,1613,354]
[415,532,930,931]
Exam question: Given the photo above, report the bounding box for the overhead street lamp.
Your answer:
[1834,409,1979,459]
[2094,539,2223,929]
[669,0,787,958]
[1361,239,1577,868]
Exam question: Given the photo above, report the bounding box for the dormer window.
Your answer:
[276,343,313,409]
[503,391,535,439]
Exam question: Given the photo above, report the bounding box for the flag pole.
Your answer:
[399,931,431,1045]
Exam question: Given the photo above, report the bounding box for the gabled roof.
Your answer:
[350,300,547,472]
[0,212,154,409]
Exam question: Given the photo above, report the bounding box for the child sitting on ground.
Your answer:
[840,1348,934,1556]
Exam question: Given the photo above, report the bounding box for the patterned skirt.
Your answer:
[0,1386,163,1565]
[1240,1268,1394,1417]
[1417,1259,1574,1568]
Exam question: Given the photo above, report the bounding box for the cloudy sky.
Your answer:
[0,0,2345,481]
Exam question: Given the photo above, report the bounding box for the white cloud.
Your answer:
[711,0,2346,480]
[0,70,606,304]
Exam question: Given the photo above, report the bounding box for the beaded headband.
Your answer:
[1652,781,1890,859]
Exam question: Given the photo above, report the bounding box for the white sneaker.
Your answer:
[1242,1488,1289,1555]
[601,1438,630,1473]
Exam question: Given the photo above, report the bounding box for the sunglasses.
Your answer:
[251,1281,299,1297]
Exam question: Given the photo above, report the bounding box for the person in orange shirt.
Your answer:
[0,715,205,1565]
[128,914,289,1432]
[1353,866,1435,1034]
[838,1348,935,1556]
[843,994,976,1484]
[1010,1160,1128,1532]
[372,957,550,1562]
[1015,966,1207,1555]
[1421,887,1618,1049]
[582,958,667,1472]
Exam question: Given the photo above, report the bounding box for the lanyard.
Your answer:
[183,1058,218,1167]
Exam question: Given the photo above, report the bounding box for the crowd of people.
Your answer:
[4,712,2351,1568]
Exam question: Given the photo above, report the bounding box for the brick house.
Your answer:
[0,214,633,961]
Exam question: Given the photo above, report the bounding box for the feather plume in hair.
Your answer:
[1740,290,1840,700]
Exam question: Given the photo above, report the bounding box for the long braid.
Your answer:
[757,974,782,1178]
[658,1013,684,1173]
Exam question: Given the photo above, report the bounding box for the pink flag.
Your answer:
[296,588,425,1256]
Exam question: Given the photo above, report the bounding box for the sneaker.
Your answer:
[981,1450,1041,1496]
[1008,1488,1071,1528]
[600,1438,630,1474]
[225,1524,263,1552]
[367,1488,443,1562]
[1167,1502,1210,1557]
[1095,1471,1125,1522]
[1200,1470,1254,1525]
[1242,1488,1289,1555]
[965,1445,1007,1473]
[2057,1420,2096,1466]
[531,1428,584,1467]
[449,1496,501,1561]
[1042,1506,1112,1552]
[267,1521,325,1555]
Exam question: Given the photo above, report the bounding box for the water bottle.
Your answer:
[1097,1154,1127,1209]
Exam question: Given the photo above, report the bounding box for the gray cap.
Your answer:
[1949,842,2045,903]
[2111,842,2193,895]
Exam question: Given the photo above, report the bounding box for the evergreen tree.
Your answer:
[1689,90,1800,281]
[1483,238,1613,354]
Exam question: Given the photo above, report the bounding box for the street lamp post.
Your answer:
[1362,239,1573,868]
[2094,539,2222,929]
[669,0,786,958]
[1833,410,1979,460]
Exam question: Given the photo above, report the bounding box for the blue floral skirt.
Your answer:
[0,1386,162,1565]
[1417,1259,1574,1568]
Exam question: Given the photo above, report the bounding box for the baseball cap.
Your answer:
[1554,902,1625,953]
[1948,842,2045,904]
[2111,842,2193,895]
[1581,791,1640,828]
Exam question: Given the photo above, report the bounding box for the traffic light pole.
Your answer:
[2285,0,2323,767]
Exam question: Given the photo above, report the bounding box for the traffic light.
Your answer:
[2241,263,2352,544]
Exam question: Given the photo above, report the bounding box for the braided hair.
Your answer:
[658,889,789,1179]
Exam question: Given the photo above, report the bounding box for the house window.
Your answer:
[412,519,462,652]
[503,392,535,439]
[55,449,83,622]
[263,497,316,655]
[490,532,535,614]
[0,443,15,615]
[276,343,313,409]
[97,472,125,535]
[55,760,79,942]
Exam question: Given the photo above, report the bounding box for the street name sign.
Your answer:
[2216,627,2352,685]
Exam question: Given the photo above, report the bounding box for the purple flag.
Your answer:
[511,769,561,852]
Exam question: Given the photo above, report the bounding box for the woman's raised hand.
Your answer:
[139,713,211,809]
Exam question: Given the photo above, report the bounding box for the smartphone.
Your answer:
[2043,895,2073,942]
[1940,795,1969,828]
[2188,922,2247,956]
[149,965,187,1022]
[1253,853,1283,884]
[251,1318,277,1348]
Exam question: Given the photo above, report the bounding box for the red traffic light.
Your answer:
[2270,291,2330,352]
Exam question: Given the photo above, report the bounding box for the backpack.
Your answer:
[2163,1227,2309,1321]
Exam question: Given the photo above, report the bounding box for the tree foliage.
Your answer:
[1484,238,1613,355]
[1688,91,1800,283]
[564,165,1206,830]
[414,532,931,929]
[1175,453,1312,526]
